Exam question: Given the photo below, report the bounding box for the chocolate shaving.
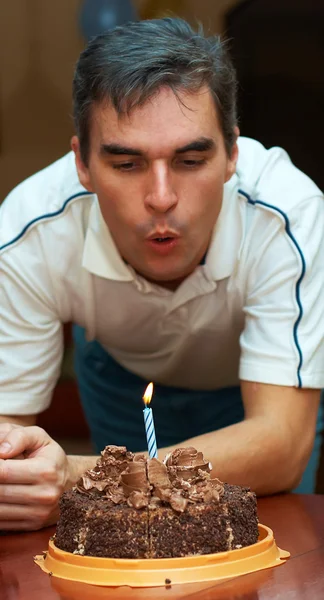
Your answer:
[73,445,224,513]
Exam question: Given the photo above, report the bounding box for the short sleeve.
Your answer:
[0,237,63,415]
[239,195,324,388]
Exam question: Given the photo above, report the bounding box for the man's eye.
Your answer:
[112,162,137,171]
[180,159,206,168]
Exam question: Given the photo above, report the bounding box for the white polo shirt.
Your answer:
[0,137,323,415]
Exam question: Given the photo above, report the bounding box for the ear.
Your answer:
[225,126,240,183]
[71,136,94,192]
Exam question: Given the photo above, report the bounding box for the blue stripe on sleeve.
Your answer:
[0,192,92,253]
[238,188,306,388]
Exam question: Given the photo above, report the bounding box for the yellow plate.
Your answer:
[34,523,290,588]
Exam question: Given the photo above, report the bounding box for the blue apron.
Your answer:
[73,324,323,493]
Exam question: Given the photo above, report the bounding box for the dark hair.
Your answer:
[73,17,237,164]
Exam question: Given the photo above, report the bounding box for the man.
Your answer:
[0,18,323,532]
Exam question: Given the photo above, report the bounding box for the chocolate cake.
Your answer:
[55,445,259,558]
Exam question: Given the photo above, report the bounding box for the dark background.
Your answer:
[1,0,323,486]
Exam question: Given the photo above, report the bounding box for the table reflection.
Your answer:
[0,567,20,600]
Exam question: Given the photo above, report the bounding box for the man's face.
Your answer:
[72,86,238,287]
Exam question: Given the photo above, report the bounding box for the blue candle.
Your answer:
[143,382,158,459]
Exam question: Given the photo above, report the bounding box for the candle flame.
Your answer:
[143,382,154,406]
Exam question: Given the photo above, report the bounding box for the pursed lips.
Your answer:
[147,231,179,241]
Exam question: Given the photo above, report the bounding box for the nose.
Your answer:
[144,162,178,214]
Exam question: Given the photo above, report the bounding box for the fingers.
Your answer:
[0,426,50,459]
[0,425,25,459]
[0,457,58,485]
[0,500,60,532]
[0,521,39,532]
[0,465,63,532]
[0,483,59,505]
[0,502,47,521]
[0,520,49,532]
[0,516,58,532]
[0,432,69,531]
[0,423,21,443]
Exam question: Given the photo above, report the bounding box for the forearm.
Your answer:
[159,417,303,496]
[66,454,100,488]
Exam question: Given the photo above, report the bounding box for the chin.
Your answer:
[142,269,190,289]
[133,256,194,286]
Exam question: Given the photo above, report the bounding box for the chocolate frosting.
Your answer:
[158,447,224,511]
[120,460,150,508]
[164,447,211,480]
[75,445,135,504]
[74,445,224,513]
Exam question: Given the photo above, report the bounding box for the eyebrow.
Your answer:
[100,143,142,156]
[100,137,216,157]
[175,137,216,154]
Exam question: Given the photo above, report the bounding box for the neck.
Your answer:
[141,249,208,291]
[144,274,188,291]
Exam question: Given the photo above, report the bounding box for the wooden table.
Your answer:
[1,494,324,599]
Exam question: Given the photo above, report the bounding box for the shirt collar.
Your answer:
[82,199,134,281]
[204,174,243,281]
[83,177,242,283]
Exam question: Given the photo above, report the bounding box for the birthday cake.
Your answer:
[54,445,259,559]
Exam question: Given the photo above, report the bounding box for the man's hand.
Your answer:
[0,423,72,531]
